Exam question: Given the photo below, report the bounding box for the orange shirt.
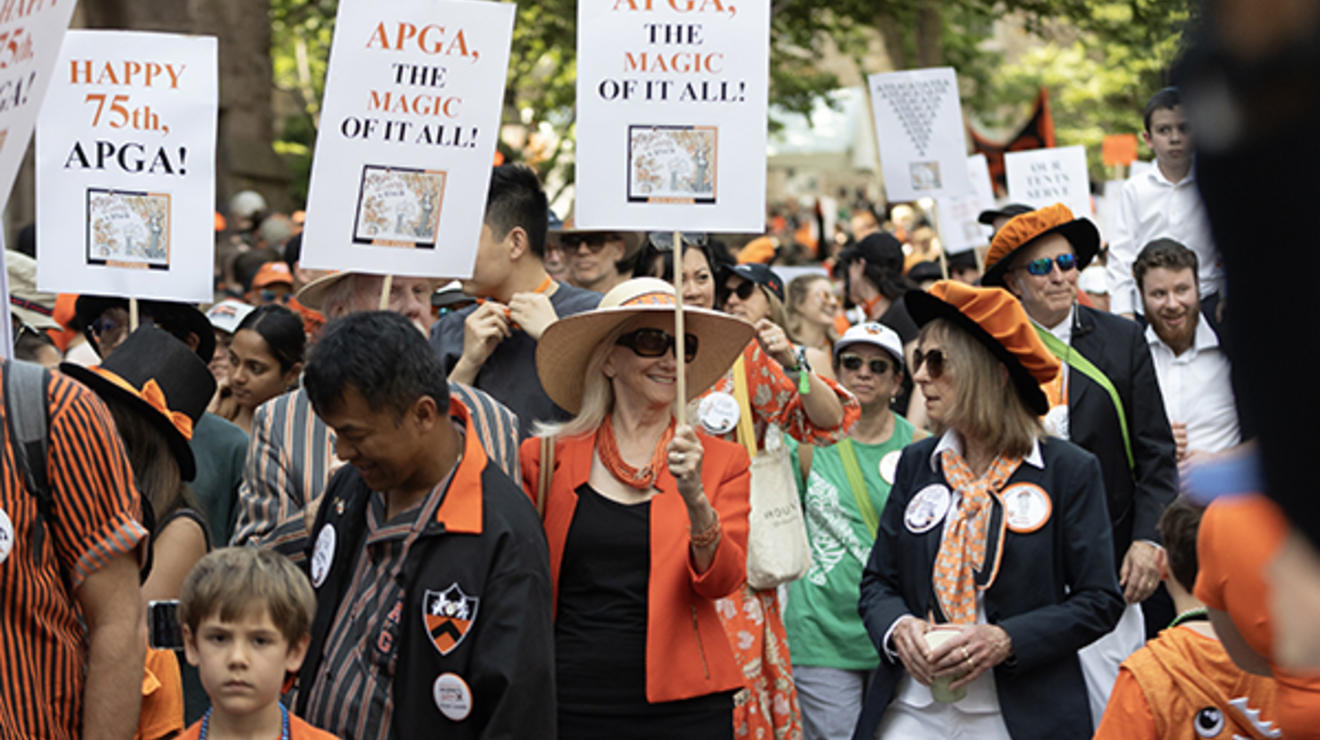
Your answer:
[177,710,340,739]
[1094,625,1279,740]
[1196,493,1320,738]
[136,648,184,740]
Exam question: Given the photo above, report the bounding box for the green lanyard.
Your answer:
[837,439,880,537]
[1033,325,1135,471]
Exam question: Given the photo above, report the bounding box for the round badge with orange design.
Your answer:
[1000,483,1052,533]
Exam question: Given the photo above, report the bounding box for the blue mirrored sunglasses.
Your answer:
[1023,253,1078,276]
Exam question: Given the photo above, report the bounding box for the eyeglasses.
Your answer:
[1021,253,1078,276]
[725,280,757,301]
[259,290,290,304]
[912,348,946,379]
[839,354,893,375]
[616,328,698,363]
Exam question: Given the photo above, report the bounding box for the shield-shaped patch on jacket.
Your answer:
[423,584,479,656]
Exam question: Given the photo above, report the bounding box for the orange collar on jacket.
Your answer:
[431,396,489,534]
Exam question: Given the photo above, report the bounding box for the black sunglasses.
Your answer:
[616,328,698,363]
[568,234,618,252]
[725,280,757,301]
[1021,253,1078,276]
[911,348,946,379]
[839,354,893,375]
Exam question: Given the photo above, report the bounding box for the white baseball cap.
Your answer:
[205,299,256,335]
[834,322,904,366]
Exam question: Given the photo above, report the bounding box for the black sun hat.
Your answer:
[73,295,216,362]
[61,327,216,480]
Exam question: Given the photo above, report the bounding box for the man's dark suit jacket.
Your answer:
[853,436,1125,740]
[1064,305,1178,565]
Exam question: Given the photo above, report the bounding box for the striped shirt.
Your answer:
[0,370,146,740]
[300,439,460,740]
[230,384,518,561]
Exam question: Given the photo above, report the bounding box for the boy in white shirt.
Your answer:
[1107,88,1221,321]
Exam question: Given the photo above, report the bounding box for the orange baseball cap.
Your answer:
[904,280,1060,415]
[981,203,1099,288]
[251,261,294,289]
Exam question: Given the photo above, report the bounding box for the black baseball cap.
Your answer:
[722,263,784,301]
[977,203,1034,226]
[838,232,904,274]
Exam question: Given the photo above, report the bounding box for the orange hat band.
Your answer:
[89,367,194,440]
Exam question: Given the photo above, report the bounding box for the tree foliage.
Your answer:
[268,0,1193,205]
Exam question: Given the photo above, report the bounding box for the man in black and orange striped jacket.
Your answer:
[0,365,148,740]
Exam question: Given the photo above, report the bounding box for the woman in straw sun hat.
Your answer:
[521,277,757,738]
[854,280,1124,740]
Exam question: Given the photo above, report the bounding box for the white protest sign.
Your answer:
[1005,145,1092,221]
[574,0,769,232]
[0,2,77,209]
[300,0,514,277]
[867,67,968,202]
[35,31,217,302]
[966,153,993,206]
[0,233,10,359]
[934,153,996,253]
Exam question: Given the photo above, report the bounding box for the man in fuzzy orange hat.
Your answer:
[982,202,1179,729]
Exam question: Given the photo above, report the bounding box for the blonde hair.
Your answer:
[785,274,838,345]
[920,318,1040,458]
[178,547,316,645]
[762,287,789,332]
[532,321,633,439]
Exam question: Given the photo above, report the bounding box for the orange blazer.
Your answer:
[520,429,751,704]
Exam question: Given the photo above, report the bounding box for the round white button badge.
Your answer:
[878,450,901,485]
[1001,484,1052,533]
[904,484,951,534]
[433,672,473,721]
[0,508,13,564]
[698,392,741,436]
[310,524,336,588]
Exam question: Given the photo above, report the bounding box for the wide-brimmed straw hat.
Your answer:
[6,251,60,330]
[537,278,756,414]
[61,327,216,480]
[981,203,1100,288]
[296,271,441,313]
[904,280,1060,415]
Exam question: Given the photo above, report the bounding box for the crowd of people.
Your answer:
[4,16,1320,740]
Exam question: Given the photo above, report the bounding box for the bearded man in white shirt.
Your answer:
[1135,239,1244,467]
[1108,87,1222,322]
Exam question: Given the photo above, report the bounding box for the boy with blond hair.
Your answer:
[178,547,338,740]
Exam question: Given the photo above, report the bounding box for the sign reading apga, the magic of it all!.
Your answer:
[300,0,514,278]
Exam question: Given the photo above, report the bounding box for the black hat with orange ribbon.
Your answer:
[60,327,216,480]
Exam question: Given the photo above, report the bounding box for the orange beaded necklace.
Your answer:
[596,414,675,490]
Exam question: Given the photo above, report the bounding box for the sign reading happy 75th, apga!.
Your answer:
[299,0,514,279]
[35,31,218,303]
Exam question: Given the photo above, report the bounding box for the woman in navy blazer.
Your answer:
[854,281,1124,740]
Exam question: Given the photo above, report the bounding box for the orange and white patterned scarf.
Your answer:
[931,449,1022,624]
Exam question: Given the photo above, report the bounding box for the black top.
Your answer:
[556,484,651,712]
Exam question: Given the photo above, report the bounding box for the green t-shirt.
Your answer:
[784,412,915,670]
